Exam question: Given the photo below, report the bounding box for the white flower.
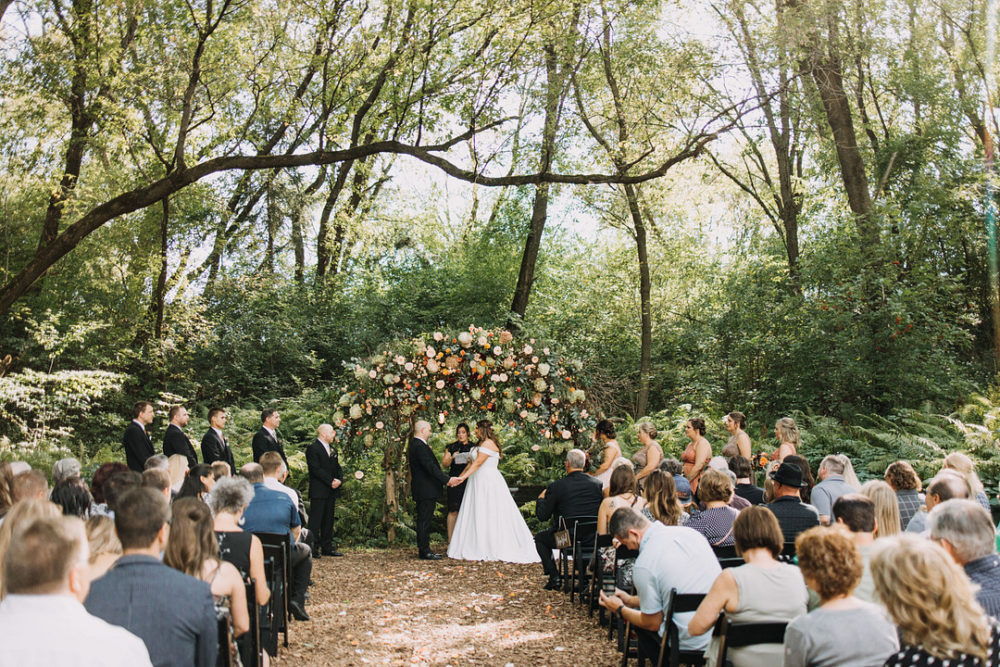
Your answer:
[490,374,501,382]
[433,332,444,341]
[498,373,508,382]
[502,357,514,370]
[561,430,572,440]
[534,378,548,392]
[353,366,368,380]
[436,380,445,389]
[531,444,541,452]
[383,374,394,385]
[426,346,436,358]
[471,388,482,400]
[543,347,550,355]
[394,355,406,365]
[338,393,352,407]
[551,398,560,405]
[537,362,550,376]
[458,332,473,348]
[349,404,363,420]
[426,359,440,373]
[581,409,589,417]
[404,362,414,372]
[368,369,377,379]
[520,410,528,418]
[477,335,488,347]
[523,344,533,355]
[493,345,502,355]
[532,356,539,364]
[354,470,364,479]
[375,421,384,430]
[438,412,446,424]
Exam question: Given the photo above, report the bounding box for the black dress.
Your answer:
[446,440,475,512]
[884,623,1000,666]
[216,531,252,577]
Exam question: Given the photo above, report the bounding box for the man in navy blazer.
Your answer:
[85,487,217,667]
[306,423,344,557]
[122,401,156,472]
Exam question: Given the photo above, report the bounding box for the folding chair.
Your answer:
[780,541,797,563]
[216,608,233,667]
[711,616,787,667]
[610,546,639,648]
[239,578,263,667]
[254,531,291,649]
[557,516,598,602]
[589,533,615,618]
[711,544,743,569]
[659,589,708,667]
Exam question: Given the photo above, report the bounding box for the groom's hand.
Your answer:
[447,477,460,487]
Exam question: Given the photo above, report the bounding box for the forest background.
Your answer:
[2,0,1000,544]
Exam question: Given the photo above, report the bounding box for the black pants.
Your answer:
[415,497,437,555]
[310,495,336,552]
[290,541,312,606]
[534,527,558,578]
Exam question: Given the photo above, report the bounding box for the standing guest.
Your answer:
[681,417,713,497]
[906,472,968,534]
[163,405,198,469]
[200,407,235,473]
[306,424,344,558]
[928,499,1000,618]
[812,454,857,524]
[89,462,129,516]
[632,422,663,488]
[252,408,286,465]
[166,455,189,495]
[730,456,765,505]
[51,457,81,486]
[772,417,800,462]
[141,468,172,502]
[591,420,629,490]
[832,494,879,603]
[642,469,688,526]
[50,478,92,518]
[441,423,474,541]
[11,470,48,502]
[597,466,648,535]
[873,533,1000,666]
[689,506,808,667]
[686,469,740,546]
[239,463,312,621]
[943,452,992,512]
[84,488,217,667]
[0,516,152,666]
[176,464,215,502]
[84,515,122,583]
[859,480,902,538]
[407,420,456,561]
[598,508,720,659]
[0,499,62,597]
[783,454,815,504]
[211,461,231,480]
[783,527,898,666]
[721,411,752,460]
[766,462,820,545]
[884,460,925,530]
[535,449,604,590]
[122,401,156,473]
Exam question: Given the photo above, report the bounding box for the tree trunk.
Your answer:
[151,197,169,340]
[624,183,652,417]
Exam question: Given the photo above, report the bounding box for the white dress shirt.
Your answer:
[0,594,152,667]
[263,476,299,508]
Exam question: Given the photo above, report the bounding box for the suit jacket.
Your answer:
[122,421,155,472]
[163,424,198,468]
[408,437,450,501]
[536,470,604,528]
[306,439,343,499]
[201,428,235,472]
[84,554,217,667]
[252,428,287,465]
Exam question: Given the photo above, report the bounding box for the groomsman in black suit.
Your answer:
[305,424,344,558]
[122,401,156,472]
[162,405,198,468]
[200,407,235,473]
[252,409,287,465]
[407,420,457,560]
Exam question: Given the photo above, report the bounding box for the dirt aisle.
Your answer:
[272,546,622,666]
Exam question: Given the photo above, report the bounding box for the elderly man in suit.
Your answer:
[306,424,344,558]
[85,488,217,667]
[252,409,287,465]
[200,407,235,472]
[162,405,198,468]
[408,420,458,560]
[534,448,604,590]
[122,401,156,472]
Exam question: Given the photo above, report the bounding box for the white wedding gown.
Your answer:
[447,447,541,563]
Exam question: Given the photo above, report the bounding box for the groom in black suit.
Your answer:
[407,420,457,560]
[306,424,344,557]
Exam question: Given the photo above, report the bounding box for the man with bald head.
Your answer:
[306,424,344,558]
[408,420,458,560]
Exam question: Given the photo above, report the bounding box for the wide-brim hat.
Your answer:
[769,461,808,488]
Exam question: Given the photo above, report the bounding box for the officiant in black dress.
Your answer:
[441,423,474,541]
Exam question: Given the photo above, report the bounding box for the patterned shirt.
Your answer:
[896,489,924,532]
[967,554,1000,619]
[686,506,739,546]
[884,622,1000,667]
[767,496,820,544]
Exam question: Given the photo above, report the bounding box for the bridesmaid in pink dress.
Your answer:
[681,418,712,497]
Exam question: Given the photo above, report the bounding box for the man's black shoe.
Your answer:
[327,550,344,557]
[312,551,322,560]
[289,601,310,621]
[419,552,443,560]
[544,577,563,590]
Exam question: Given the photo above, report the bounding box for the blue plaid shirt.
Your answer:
[966,554,1000,619]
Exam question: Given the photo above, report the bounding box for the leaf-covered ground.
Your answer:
[272,544,621,666]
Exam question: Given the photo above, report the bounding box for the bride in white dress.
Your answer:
[446,419,540,563]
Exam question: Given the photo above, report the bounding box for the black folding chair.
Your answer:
[660,589,708,667]
[589,533,615,618]
[216,608,233,667]
[711,616,787,667]
[712,544,743,569]
[557,516,598,602]
[610,546,639,648]
[239,578,263,667]
[254,531,291,649]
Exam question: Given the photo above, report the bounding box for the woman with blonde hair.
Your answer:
[641,470,687,526]
[0,499,62,597]
[166,454,189,494]
[859,480,902,538]
[873,533,1000,665]
[943,452,991,512]
[772,417,800,461]
[84,514,122,582]
[631,422,663,487]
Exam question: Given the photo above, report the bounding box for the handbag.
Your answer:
[553,517,572,549]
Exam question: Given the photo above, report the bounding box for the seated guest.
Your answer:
[766,462,819,544]
[102,471,142,516]
[783,454,815,504]
[167,454,189,495]
[11,470,48,503]
[873,533,1000,666]
[211,477,270,608]
[783,527,898,666]
[928,499,1000,618]
[89,462,129,516]
[719,469,751,511]
[597,465,648,534]
[84,515,121,583]
[812,454,857,524]
[689,506,808,666]
[51,457,82,486]
[211,461,231,480]
[658,457,692,507]
[144,454,168,471]
[832,494,878,603]
[686,469,740,547]
[730,456,764,505]
[534,449,604,591]
[642,470,688,526]
[0,499,62,597]
[239,463,311,621]
[884,460,925,531]
[943,452,992,512]
[260,452,300,509]
[598,508,720,660]
[176,464,214,502]
[85,488,217,667]
[906,471,967,534]
[141,468,172,501]
[0,516,152,666]
[50,477,93,518]
[858,480,901,538]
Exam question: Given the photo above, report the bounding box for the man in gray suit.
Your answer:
[85,487,217,667]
